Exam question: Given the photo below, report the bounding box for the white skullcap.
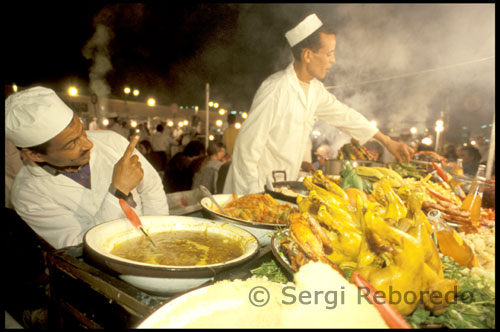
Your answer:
[285,13,323,47]
[5,86,74,148]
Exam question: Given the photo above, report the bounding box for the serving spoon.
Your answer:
[199,185,229,216]
[119,198,158,248]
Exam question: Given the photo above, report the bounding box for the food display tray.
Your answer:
[46,240,276,328]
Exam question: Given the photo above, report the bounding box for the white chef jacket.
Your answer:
[223,62,378,194]
[11,130,169,249]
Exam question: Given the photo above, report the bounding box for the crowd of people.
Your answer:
[102,116,238,195]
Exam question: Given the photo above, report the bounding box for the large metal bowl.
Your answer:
[83,215,259,296]
[200,194,292,246]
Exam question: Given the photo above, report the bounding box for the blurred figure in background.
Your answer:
[88,117,98,130]
[152,124,175,168]
[457,145,482,176]
[443,143,458,162]
[223,113,239,156]
[312,144,332,172]
[137,123,152,143]
[138,140,163,172]
[192,142,226,193]
[475,136,490,164]
[164,140,206,193]
[109,118,127,138]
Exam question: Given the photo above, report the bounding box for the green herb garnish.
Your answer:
[250,260,290,284]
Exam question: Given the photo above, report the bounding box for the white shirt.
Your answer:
[223,62,378,194]
[11,130,169,249]
[151,131,169,152]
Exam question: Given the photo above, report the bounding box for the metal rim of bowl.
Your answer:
[200,195,292,230]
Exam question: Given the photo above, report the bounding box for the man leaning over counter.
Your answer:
[224,13,414,195]
[5,86,168,249]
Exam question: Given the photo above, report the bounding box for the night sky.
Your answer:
[5,3,495,139]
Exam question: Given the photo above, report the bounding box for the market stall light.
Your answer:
[130,120,138,128]
[219,108,226,115]
[421,137,433,146]
[242,112,248,119]
[167,120,174,127]
[183,120,189,126]
[102,118,109,126]
[312,130,321,139]
[410,127,417,135]
[435,120,444,133]
[209,134,215,141]
[12,84,18,93]
[147,98,156,107]
[124,87,131,95]
[178,121,184,127]
[215,119,223,127]
[68,86,78,96]
[235,122,241,129]
[214,102,219,109]
[470,140,477,145]
[209,101,214,107]
[133,89,140,96]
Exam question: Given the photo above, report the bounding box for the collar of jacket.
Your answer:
[24,159,85,177]
[285,61,321,107]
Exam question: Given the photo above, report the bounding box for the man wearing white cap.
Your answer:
[5,86,169,249]
[224,13,414,194]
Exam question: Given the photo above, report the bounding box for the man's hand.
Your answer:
[374,131,414,163]
[112,135,144,195]
[301,161,316,172]
[385,139,415,163]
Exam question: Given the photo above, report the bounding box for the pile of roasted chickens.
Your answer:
[280,170,458,316]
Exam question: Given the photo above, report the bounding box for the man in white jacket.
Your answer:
[5,87,169,249]
[224,13,414,194]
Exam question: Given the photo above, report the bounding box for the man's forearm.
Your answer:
[373,131,390,147]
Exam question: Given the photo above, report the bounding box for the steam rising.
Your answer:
[314,3,494,136]
[82,12,114,118]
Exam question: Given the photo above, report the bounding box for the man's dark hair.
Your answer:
[139,140,153,153]
[291,24,336,61]
[17,140,51,155]
[227,113,236,125]
[183,140,206,157]
[462,145,482,162]
[156,124,164,132]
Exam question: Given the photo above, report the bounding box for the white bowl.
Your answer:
[200,194,292,246]
[83,215,259,296]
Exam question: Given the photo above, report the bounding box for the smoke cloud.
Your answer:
[312,3,494,138]
[82,15,115,118]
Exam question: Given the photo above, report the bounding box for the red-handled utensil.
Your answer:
[351,272,411,329]
[118,198,158,248]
